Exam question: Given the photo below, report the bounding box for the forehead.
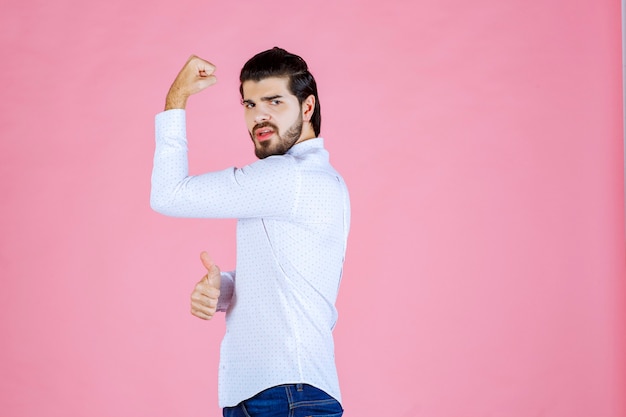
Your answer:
[241,76,295,100]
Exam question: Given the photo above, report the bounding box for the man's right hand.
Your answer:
[190,251,222,320]
[165,55,217,110]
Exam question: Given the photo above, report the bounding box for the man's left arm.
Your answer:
[151,57,299,220]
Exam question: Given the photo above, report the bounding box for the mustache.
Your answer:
[252,122,278,135]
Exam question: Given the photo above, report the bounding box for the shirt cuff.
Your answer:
[155,109,187,142]
[217,270,235,312]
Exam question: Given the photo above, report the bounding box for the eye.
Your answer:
[242,101,255,109]
[270,99,281,105]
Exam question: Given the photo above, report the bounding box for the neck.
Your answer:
[296,124,317,144]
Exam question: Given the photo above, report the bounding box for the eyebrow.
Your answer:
[242,95,284,105]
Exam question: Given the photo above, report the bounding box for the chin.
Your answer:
[254,145,271,159]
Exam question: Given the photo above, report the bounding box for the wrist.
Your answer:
[164,88,188,110]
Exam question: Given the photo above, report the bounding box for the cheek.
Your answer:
[244,113,255,131]
[278,107,300,125]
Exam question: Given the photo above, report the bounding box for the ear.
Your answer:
[301,94,315,122]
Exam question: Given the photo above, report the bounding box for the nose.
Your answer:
[254,108,270,124]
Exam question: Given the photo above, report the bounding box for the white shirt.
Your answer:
[151,110,350,407]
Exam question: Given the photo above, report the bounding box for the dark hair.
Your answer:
[240,47,321,137]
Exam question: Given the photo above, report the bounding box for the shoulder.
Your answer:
[239,154,298,175]
[232,154,300,188]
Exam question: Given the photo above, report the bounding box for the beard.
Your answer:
[251,113,304,159]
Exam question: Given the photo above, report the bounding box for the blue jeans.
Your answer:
[223,384,343,417]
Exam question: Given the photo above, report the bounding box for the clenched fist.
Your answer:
[165,55,217,110]
[190,251,222,320]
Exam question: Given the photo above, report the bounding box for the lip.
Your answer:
[254,126,275,142]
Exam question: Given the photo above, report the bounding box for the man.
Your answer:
[151,47,350,416]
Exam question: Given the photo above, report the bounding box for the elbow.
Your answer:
[150,192,172,215]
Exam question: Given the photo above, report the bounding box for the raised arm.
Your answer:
[150,56,298,219]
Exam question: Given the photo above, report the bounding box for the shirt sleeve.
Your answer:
[150,110,299,219]
[217,270,235,312]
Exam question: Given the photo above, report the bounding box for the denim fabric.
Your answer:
[223,384,343,417]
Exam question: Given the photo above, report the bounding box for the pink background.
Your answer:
[1,0,625,416]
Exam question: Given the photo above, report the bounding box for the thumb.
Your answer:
[200,251,215,271]
[200,251,221,288]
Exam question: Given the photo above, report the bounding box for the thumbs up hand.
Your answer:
[190,251,222,320]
